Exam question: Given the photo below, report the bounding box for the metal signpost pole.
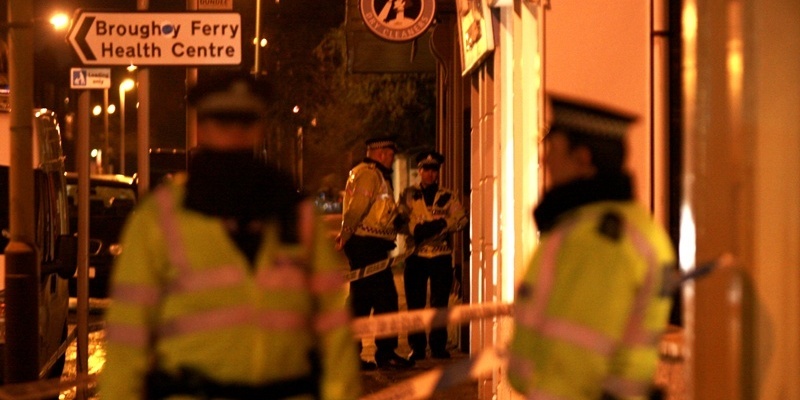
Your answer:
[103,88,109,173]
[76,89,91,400]
[137,0,151,196]
[187,0,198,150]
[4,0,38,384]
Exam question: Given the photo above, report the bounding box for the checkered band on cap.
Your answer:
[548,95,637,139]
[418,155,439,167]
[365,135,398,151]
[415,150,445,167]
[367,140,396,150]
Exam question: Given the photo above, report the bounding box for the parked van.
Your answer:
[0,87,76,382]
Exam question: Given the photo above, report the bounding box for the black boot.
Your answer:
[359,360,378,371]
[375,352,415,369]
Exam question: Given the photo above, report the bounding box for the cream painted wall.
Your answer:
[544,0,654,208]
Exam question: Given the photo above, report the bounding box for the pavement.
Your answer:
[359,345,477,399]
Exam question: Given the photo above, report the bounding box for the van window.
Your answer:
[0,166,60,260]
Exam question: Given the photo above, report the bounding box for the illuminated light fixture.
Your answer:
[49,13,69,30]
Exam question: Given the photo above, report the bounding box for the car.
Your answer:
[65,173,137,299]
[0,103,77,383]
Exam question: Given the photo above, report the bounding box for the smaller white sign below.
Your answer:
[198,0,233,10]
[70,68,112,89]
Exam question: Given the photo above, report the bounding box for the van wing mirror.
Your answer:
[41,234,78,279]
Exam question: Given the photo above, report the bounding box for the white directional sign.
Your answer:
[70,68,111,89]
[67,11,242,66]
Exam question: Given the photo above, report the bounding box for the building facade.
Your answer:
[434,0,800,399]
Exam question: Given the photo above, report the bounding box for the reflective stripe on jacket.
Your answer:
[340,161,397,243]
[508,201,675,400]
[398,185,467,258]
[100,181,360,400]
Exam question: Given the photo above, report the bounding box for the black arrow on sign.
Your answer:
[74,16,96,61]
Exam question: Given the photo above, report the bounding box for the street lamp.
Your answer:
[48,13,70,30]
[119,79,135,175]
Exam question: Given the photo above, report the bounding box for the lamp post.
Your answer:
[119,78,135,175]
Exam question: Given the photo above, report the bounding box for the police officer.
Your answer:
[508,95,675,400]
[398,150,467,360]
[101,71,361,399]
[336,136,414,370]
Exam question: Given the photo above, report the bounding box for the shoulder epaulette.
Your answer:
[597,211,624,241]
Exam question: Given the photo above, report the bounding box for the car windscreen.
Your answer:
[66,179,136,243]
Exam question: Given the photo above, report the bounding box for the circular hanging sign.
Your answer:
[359,0,437,42]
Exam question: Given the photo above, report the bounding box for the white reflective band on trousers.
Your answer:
[351,301,514,340]
[344,257,395,282]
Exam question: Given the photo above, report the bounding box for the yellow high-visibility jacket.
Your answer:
[339,160,397,245]
[100,181,360,400]
[509,201,675,400]
[397,184,467,258]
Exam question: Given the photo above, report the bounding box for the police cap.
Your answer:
[546,94,637,140]
[415,150,445,169]
[365,135,399,152]
[188,70,272,120]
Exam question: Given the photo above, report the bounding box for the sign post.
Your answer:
[67,11,242,66]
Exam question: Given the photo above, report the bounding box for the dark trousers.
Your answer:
[403,254,453,354]
[344,235,399,360]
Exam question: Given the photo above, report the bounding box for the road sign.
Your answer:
[67,11,242,66]
[198,0,234,10]
[70,68,111,89]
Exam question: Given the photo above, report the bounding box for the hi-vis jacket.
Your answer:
[508,201,675,400]
[339,160,397,244]
[398,184,467,258]
[100,181,360,400]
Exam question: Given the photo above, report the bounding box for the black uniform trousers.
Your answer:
[403,254,453,355]
[343,235,399,361]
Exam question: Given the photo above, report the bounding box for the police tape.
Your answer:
[0,373,96,400]
[360,347,505,400]
[351,302,514,340]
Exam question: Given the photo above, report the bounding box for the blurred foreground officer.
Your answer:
[336,136,414,370]
[101,71,360,400]
[398,151,467,361]
[508,95,675,400]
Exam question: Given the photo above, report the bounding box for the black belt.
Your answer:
[146,366,318,400]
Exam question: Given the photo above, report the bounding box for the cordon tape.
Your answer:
[352,301,514,340]
[0,254,730,399]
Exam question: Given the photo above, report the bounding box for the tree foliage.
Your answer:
[263,24,436,191]
[311,27,436,152]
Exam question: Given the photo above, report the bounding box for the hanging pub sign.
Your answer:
[359,0,436,42]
